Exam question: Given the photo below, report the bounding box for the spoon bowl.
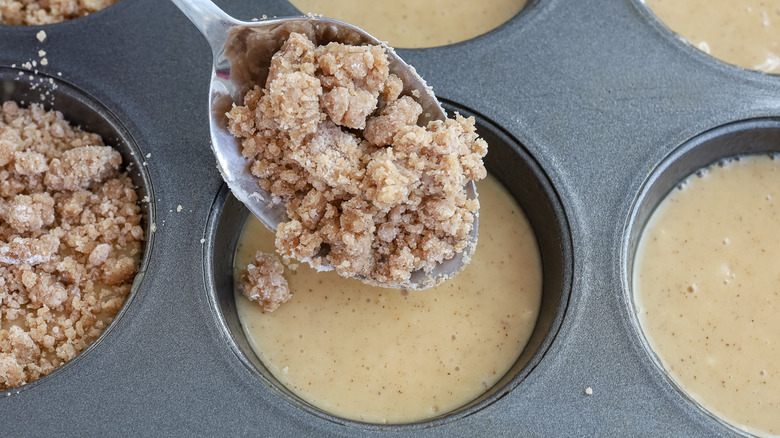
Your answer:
[171,0,478,289]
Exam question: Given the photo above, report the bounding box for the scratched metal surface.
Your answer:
[1,0,779,436]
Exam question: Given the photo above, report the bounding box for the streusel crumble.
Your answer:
[239,251,290,312]
[0,102,143,390]
[0,0,119,25]
[227,32,486,289]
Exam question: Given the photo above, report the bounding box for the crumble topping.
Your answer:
[0,0,119,25]
[240,251,291,312]
[0,101,143,390]
[227,32,486,289]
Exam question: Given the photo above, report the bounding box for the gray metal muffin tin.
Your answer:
[2,0,779,436]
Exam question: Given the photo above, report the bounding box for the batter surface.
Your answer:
[634,154,780,437]
[645,0,780,74]
[234,174,542,423]
[288,0,528,48]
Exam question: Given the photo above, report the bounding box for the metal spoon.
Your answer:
[170,0,478,289]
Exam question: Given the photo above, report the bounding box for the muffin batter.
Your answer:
[234,175,542,423]
[645,0,780,74]
[288,0,528,48]
[634,154,780,436]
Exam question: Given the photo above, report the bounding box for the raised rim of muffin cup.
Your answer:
[622,117,780,437]
[0,65,155,395]
[203,99,573,430]
[630,0,780,78]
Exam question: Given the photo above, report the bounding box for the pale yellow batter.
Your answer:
[634,154,780,436]
[288,0,528,48]
[234,175,542,423]
[645,0,780,74]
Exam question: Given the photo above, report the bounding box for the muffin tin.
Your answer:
[2,0,779,436]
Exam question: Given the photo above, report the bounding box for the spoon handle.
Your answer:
[169,0,236,54]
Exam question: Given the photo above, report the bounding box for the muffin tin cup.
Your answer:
[1,0,779,435]
[204,100,572,430]
[632,0,780,79]
[0,65,155,395]
[623,118,780,438]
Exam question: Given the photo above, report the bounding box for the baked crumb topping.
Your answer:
[240,251,291,312]
[0,102,143,390]
[227,32,487,288]
[0,0,119,25]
